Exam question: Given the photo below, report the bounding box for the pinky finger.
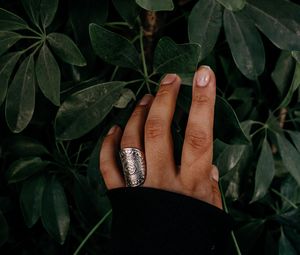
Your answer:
[99,125,125,189]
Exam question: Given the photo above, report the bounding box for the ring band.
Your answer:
[119,148,146,187]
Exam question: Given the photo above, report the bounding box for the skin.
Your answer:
[99,66,223,209]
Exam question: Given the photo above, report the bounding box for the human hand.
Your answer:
[99,66,222,209]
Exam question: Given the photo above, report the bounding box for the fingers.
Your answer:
[181,66,216,175]
[99,125,125,189]
[144,74,181,184]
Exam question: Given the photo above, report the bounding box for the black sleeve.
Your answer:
[107,187,234,255]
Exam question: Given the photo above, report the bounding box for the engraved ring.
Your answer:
[119,148,146,187]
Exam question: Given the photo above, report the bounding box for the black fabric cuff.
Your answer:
[107,187,234,255]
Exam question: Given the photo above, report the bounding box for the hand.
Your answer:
[99,66,222,209]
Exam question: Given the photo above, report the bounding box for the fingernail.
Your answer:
[196,66,211,87]
[107,125,118,135]
[161,74,177,85]
[139,94,152,106]
[211,165,219,182]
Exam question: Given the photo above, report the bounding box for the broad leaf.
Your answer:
[6,157,49,183]
[292,51,300,64]
[21,0,40,27]
[112,0,139,27]
[135,0,174,11]
[40,0,58,28]
[41,178,70,244]
[55,81,126,140]
[0,8,28,30]
[188,0,222,60]
[280,176,300,212]
[153,37,201,73]
[287,131,300,153]
[89,24,140,70]
[36,44,60,106]
[47,33,86,66]
[0,31,21,56]
[5,54,35,133]
[0,210,8,247]
[20,175,46,227]
[246,0,300,50]
[251,138,275,202]
[223,10,265,80]
[217,0,245,11]
[0,52,22,106]
[276,133,300,185]
[279,229,298,255]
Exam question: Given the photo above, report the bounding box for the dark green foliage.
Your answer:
[0,0,300,254]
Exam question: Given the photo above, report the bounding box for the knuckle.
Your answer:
[156,86,171,98]
[193,94,210,106]
[186,130,211,151]
[121,134,138,148]
[131,105,146,118]
[145,117,165,139]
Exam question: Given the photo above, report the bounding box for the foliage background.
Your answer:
[0,0,300,254]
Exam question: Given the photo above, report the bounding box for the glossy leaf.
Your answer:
[287,131,300,153]
[41,178,70,244]
[89,24,140,70]
[0,31,21,56]
[0,210,8,247]
[5,54,35,133]
[251,138,275,202]
[20,175,46,227]
[0,8,28,30]
[246,0,300,50]
[223,10,265,79]
[153,37,201,73]
[292,51,300,63]
[36,44,60,106]
[0,52,22,106]
[280,176,300,211]
[40,0,58,28]
[217,0,245,11]
[55,81,126,140]
[276,133,300,185]
[279,229,298,255]
[188,0,222,60]
[6,157,48,183]
[21,0,40,26]
[135,0,174,11]
[112,0,139,26]
[47,33,86,66]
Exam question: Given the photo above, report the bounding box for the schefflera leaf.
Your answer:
[153,37,201,74]
[223,9,265,80]
[251,138,275,202]
[0,31,22,56]
[89,24,141,70]
[55,81,126,140]
[21,0,40,27]
[135,0,174,11]
[40,0,58,28]
[188,0,222,61]
[217,0,245,11]
[0,8,28,30]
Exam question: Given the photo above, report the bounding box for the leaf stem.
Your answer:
[105,22,129,27]
[126,79,144,85]
[26,26,43,37]
[73,209,112,255]
[271,188,298,209]
[110,66,119,81]
[139,26,151,94]
[20,35,41,40]
[20,41,42,54]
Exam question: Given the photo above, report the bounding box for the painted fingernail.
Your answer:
[139,94,152,105]
[107,125,118,135]
[211,165,219,182]
[196,66,211,87]
[161,73,177,85]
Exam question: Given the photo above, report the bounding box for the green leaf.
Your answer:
[216,0,245,11]
[113,88,136,108]
[188,0,222,61]
[89,24,140,70]
[246,0,300,50]
[0,31,22,56]
[0,52,22,107]
[20,175,46,227]
[112,0,139,26]
[223,10,265,80]
[0,8,28,30]
[280,176,300,211]
[279,229,298,255]
[135,0,174,11]
[251,138,275,202]
[276,133,300,185]
[0,210,8,247]
[55,81,126,140]
[6,157,49,183]
[47,33,86,66]
[292,51,300,64]
[153,37,201,73]
[41,178,70,245]
[287,131,300,153]
[40,0,58,28]
[21,0,40,27]
[36,44,60,106]
[5,54,36,133]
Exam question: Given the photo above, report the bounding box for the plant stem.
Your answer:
[110,66,119,81]
[271,188,298,209]
[20,41,42,54]
[26,26,43,37]
[105,22,129,27]
[20,35,41,40]
[126,79,144,85]
[73,210,112,255]
[139,26,151,94]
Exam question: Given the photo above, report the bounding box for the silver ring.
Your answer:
[119,148,146,187]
